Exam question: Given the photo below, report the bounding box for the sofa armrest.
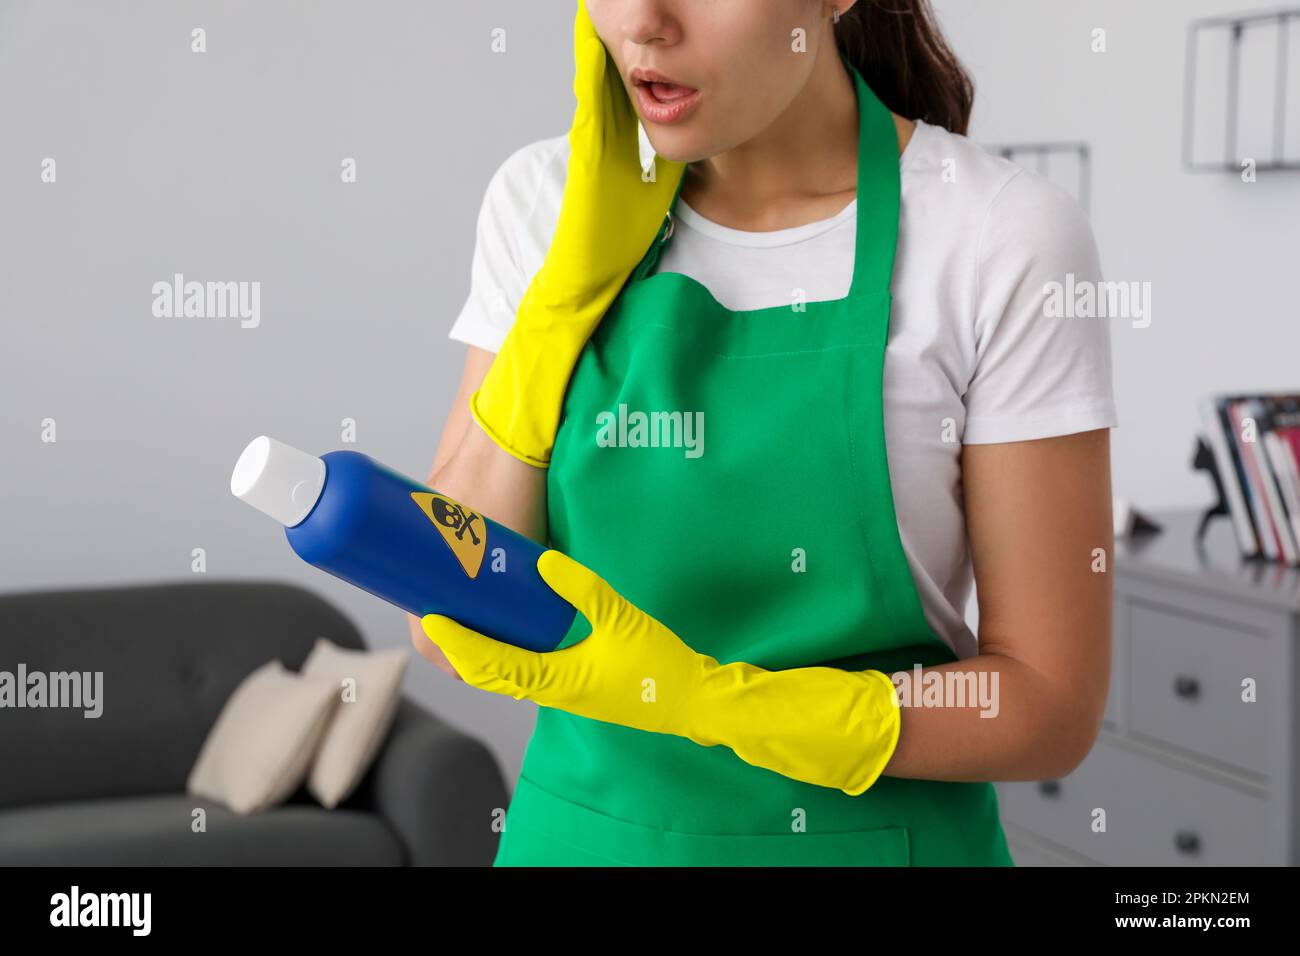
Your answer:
[353,697,510,866]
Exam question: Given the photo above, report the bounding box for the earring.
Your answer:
[831,7,842,24]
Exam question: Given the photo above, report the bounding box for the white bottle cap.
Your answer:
[231,436,327,527]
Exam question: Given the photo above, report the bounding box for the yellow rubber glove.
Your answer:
[469,0,686,468]
[422,550,902,796]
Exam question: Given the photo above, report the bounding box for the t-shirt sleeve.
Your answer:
[962,169,1118,444]
[447,143,553,353]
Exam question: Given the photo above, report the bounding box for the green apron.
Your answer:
[494,56,1014,867]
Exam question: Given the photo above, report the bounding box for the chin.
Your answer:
[643,129,713,166]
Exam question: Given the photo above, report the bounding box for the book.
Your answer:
[1199,395,1260,556]
[1202,392,1300,565]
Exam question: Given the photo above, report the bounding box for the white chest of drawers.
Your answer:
[994,511,1300,866]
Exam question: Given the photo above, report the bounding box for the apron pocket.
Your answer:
[502,776,911,867]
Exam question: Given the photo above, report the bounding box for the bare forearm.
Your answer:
[883,651,1104,783]
[888,430,1113,784]
[428,421,549,545]
[407,346,548,677]
[423,345,548,544]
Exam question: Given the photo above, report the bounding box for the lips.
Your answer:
[629,68,701,125]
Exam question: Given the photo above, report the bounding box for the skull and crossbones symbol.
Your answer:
[429,497,482,546]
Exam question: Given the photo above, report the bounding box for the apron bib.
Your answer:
[495,57,1013,867]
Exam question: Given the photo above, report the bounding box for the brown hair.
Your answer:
[833,0,974,135]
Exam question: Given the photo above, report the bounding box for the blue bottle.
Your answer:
[230,436,576,652]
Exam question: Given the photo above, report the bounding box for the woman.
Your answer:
[411,0,1115,867]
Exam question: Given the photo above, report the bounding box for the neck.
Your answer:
[680,48,912,232]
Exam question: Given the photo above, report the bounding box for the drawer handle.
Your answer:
[1172,675,1201,700]
[1173,829,1201,856]
[1037,780,1062,799]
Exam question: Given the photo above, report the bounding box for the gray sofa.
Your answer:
[0,580,508,866]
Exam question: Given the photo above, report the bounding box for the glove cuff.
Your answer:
[841,669,903,796]
[468,388,552,469]
[689,661,904,795]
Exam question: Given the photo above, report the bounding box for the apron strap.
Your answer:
[842,52,902,298]
[632,176,685,284]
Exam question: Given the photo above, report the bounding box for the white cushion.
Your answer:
[302,639,408,809]
[186,660,339,815]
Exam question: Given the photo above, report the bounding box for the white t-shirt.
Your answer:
[448,119,1118,660]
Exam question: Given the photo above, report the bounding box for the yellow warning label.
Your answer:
[411,492,486,579]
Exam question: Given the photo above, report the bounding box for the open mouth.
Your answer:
[630,71,701,125]
[641,80,696,103]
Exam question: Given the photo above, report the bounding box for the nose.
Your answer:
[617,0,681,47]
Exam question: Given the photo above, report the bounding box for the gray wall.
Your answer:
[3,0,1296,790]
